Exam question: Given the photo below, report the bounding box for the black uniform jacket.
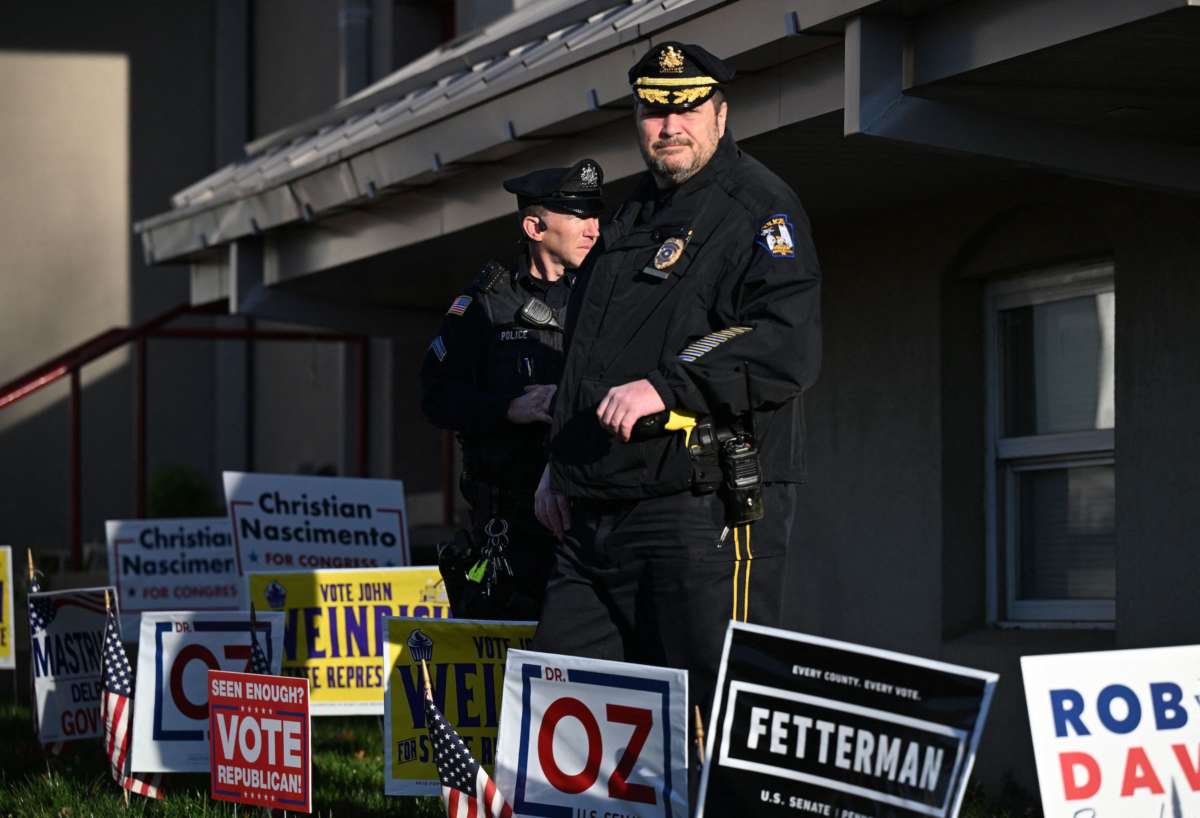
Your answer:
[420,255,572,493]
[548,131,821,499]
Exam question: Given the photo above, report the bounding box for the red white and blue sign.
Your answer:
[1021,645,1200,816]
[495,649,689,818]
[208,669,311,813]
[29,586,114,744]
[130,611,284,772]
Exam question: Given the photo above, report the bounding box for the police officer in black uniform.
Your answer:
[533,43,821,736]
[420,159,604,620]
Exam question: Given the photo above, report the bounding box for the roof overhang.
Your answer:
[138,0,1200,322]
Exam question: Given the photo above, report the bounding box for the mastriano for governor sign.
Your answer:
[697,623,997,818]
[29,586,115,744]
[224,471,411,571]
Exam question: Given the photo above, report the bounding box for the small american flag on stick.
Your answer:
[100,592,163,799]
[422,659,512,818]
[249,603,270,674]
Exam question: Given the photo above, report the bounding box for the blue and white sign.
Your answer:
[130,610,284,773]
[1022,645,1200,817]
[29,586,114,744]
[495,649,689,818]
[106,518,240,638]
[223,471,411,572]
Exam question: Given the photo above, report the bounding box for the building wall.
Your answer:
[0,1,220,554]
[781,175,1200,795]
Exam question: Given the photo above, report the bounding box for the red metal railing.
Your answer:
[0,300,369,569]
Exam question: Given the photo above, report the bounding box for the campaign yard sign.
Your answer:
[495,649,689,818]
[383,617,536,796]
[130,610,284,772]
[0,545,13,669]
[698,623,998,818]
[224,470,411,571]
[106,518,240,638]
[247,566,450,715]
[208,669,311,813]
[29,586,114,744]
[1021,645,1200,817]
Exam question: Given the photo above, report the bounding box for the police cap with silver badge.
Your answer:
[502,158,604,217]
[628,41,736,110]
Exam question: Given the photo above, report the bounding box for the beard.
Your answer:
[639,135,717,186]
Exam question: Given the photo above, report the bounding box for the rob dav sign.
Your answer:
[1022,645,1200,816]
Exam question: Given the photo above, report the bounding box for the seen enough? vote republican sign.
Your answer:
[208,669,311,813]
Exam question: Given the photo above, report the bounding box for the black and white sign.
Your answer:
[697,623,997,818]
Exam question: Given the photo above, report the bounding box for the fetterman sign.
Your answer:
[697,623,997,818]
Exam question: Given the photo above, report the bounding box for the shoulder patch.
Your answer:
[429,336,447,361]
[756,214,796,259]
[446,295,472,316]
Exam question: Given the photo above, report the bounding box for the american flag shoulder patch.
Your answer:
[678,325,753,363]
[446,295,472,316]
[430,336,448,362]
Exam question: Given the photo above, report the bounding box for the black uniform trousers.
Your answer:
[532,482,798,787]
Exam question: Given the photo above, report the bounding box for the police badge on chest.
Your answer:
[642,228,694,279]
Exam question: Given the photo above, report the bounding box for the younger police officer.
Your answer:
[420,159,604,620]
[534,44,821,733]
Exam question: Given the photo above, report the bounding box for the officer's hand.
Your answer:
[534,465,571,540]
[506,384,556,424]
[597,379,667,442]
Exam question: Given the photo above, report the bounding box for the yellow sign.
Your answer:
[0,546,13,669]
[247,566,450,714]
[383,617,536,796]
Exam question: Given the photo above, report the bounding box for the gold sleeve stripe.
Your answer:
[678,325,753,363]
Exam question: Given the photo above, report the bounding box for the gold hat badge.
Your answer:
[658,45,685,73]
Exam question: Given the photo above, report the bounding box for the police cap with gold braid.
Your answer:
[628,41,736,110]
[502,158,604,217]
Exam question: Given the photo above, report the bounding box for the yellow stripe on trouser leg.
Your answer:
[732,527,742,622]
[742,526,752,622]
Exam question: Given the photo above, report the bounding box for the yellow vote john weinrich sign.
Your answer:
[247,566,449,715]
[0,546,13,669]
[383,617,536,797]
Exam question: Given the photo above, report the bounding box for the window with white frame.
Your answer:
[985,262,1115,624]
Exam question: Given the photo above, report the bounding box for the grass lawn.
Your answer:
[0,705,440,817]
[0,704,1040,817]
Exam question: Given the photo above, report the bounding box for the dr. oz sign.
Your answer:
[209,669,311,813]
[224,471,410,571]
[1021,645,1200,817]
[130,611,284,772]
[106,518,239,637]
[495,650,689,818]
